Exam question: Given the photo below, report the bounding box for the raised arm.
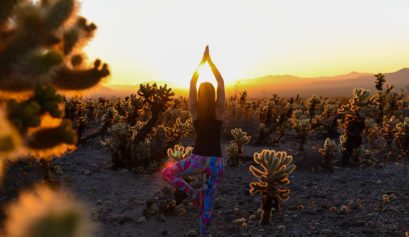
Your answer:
[189,47,208,120]
[207,53,226,117]
[189,69,199,120]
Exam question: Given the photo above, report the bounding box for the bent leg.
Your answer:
[161,154,205,198]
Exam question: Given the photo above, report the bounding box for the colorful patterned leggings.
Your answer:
[161,154,224,237]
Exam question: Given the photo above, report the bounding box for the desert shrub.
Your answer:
[226,128,251,166]
[249,149,296,225]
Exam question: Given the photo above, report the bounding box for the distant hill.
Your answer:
[237,68,409,97]
[83,68,409,98]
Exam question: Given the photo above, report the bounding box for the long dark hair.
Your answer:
[197,82,216,120]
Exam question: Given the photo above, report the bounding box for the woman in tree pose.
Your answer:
[162,46,225,237]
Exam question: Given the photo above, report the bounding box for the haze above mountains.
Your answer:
[89,68,409,98]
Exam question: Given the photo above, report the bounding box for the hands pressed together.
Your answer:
[191,45,223,85]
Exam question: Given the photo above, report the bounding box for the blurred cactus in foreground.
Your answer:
[249,149,296,225]
[0,0,110,160]
[226,128,251,166]
[3,185,92,237]
[0,1,107,236]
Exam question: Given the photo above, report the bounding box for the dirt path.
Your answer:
[54,140,409,237]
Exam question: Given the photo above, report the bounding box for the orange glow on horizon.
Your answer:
[80,0,409,89]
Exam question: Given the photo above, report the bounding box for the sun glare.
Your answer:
[80,0,409,91]
[197,63,217,88]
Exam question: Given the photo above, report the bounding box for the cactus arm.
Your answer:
[52,60,109,90]
[249,165,266,178]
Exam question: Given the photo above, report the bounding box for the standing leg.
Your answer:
[161,154,206,199]
[200,157,224,237]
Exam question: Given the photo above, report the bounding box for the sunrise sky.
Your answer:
[80,0,409,89]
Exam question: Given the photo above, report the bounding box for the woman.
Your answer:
[161,46,225,237]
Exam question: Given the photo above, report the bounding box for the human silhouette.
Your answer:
[162,45,225,237]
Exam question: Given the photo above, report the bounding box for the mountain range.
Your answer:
[86,68,409,98]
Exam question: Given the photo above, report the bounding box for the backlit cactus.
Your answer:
[338,88,376,164]
[100,120,152,171]
[163,118,193,147]
[257,95,291,145]
[226,128,251,166]
[0,0,109,159]
[307,95,321,120]
[319,138,338,171]
[394,117,409,158]
[3,185,92,237]
[381,116,399,150]
[167,144,193,162]
[249,149,296,225]
[290,109,311,151]
[313,102,339,138]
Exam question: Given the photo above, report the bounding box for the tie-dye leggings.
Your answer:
[161,153,224,237]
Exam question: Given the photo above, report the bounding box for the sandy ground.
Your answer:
[48,138,409,237]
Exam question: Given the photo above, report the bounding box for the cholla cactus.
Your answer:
[394,117,409,158]
[290,109,311,151]
[319,138,338,171]
[3,185,92,237]
[231,128,251,153]
[257,96,291,145]
[226,128,251,166]
[124,94,144,126]
[167,144,193,162]
[338,88,376,164]
[381,116,399,150]
[0,2,106,236]
[163,118,193,147]
[226,141,240,166]
[364,118,382,148]
[307,95,321,120]
[0,0,109,97]
[313,102,339,137]
[135,83,174,142]
[0,0,109,159]
[101,120,152,171]
[249,149,296,225]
